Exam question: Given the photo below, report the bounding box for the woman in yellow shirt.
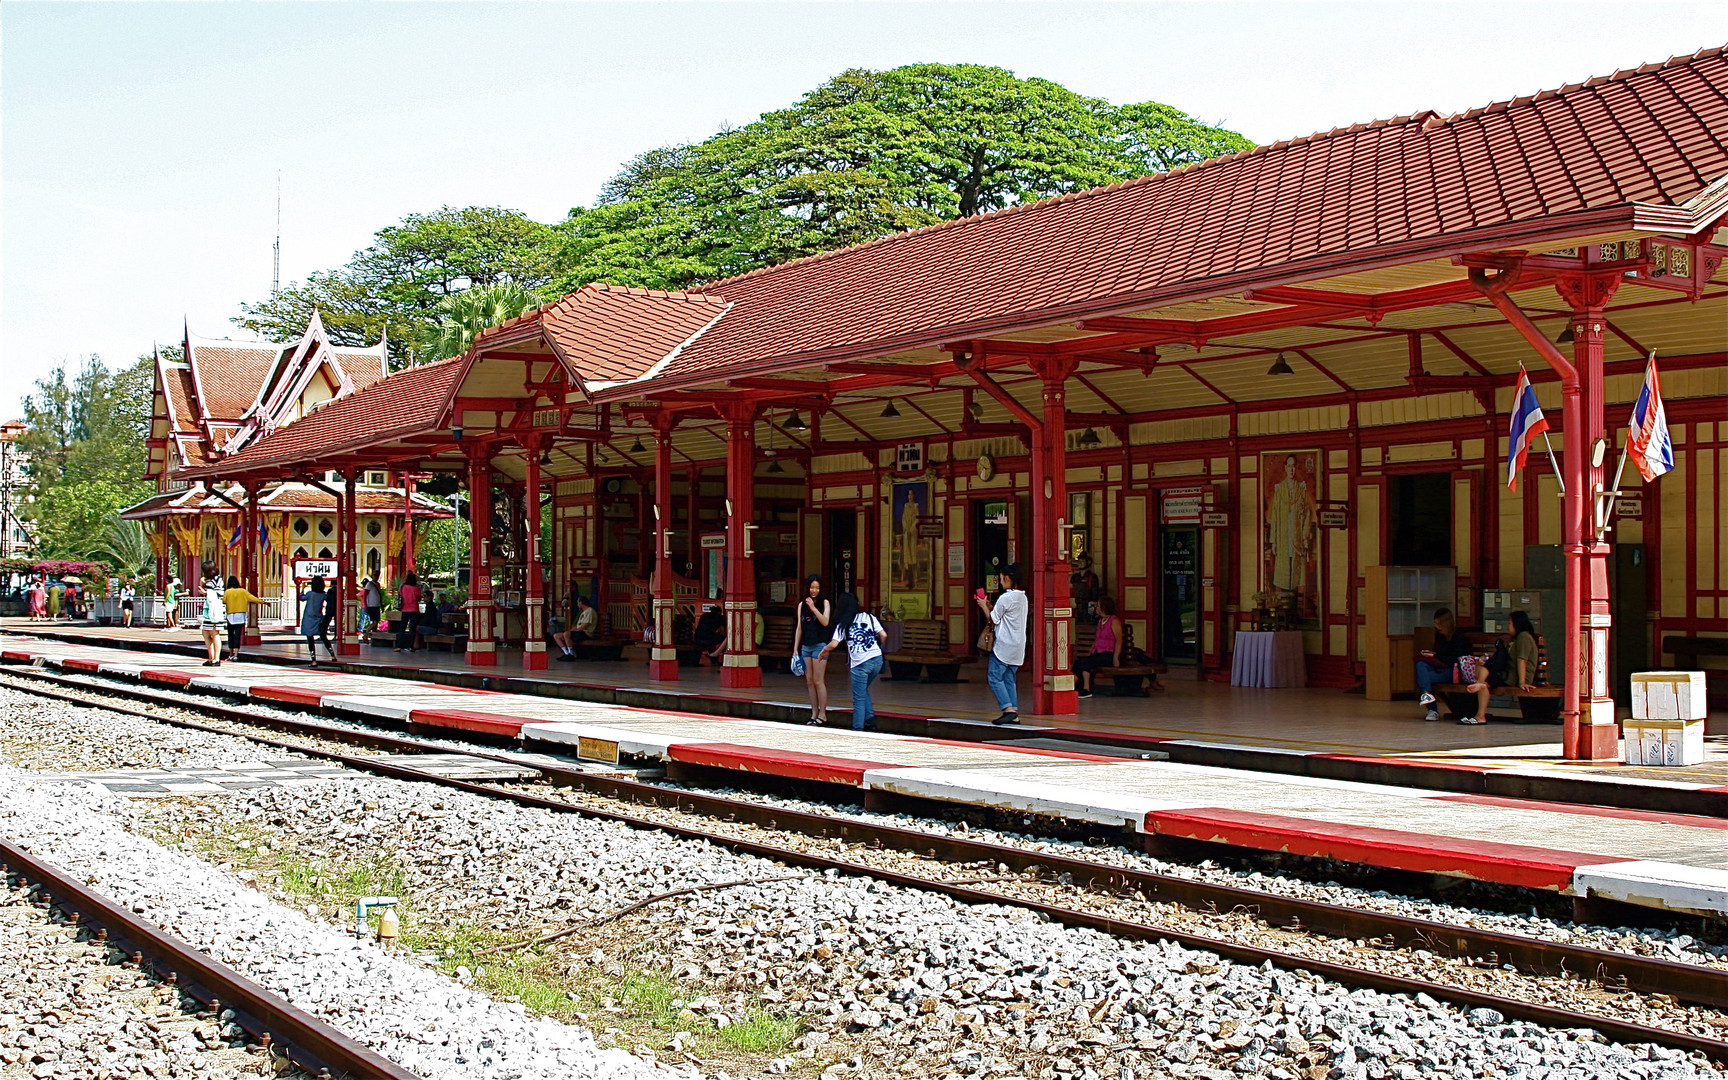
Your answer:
[222,576,265,661]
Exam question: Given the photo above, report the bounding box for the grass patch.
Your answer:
[717,1006,802,1053]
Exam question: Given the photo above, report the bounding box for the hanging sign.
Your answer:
[1615,497,1642,519]
[1161,487,1205,524]
[895,442,925,473]
[700,532,728,549]
[1318,509,1350,528]
[292,559,338,581]
[1201,512,1230,528]
[917,515,945,538]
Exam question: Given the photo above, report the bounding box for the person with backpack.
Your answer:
[974,564,1028,726]
[819,591,886,732]
[198,569,227,666]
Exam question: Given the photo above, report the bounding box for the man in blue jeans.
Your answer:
[975,565,1029,725]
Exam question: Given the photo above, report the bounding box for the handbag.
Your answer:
[976,623,995,654]
[790,653,806,677]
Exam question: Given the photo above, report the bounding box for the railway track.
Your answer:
[2,665,1724,1065]
[1,838,421,1080]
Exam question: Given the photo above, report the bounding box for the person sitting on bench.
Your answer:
[1415,606,1471,722]
[553,596,598,660]
[1073,596,1122,699]
[694,592,727,665]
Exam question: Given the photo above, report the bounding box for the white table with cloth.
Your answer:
[1230,630,1308,688]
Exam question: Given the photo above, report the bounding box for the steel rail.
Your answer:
[0,840,423,1080]
[4,667,1724,1062]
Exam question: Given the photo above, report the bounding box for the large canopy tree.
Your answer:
[554,63,1252,291]
[236,206,558,367]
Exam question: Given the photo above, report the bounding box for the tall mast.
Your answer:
[271,171,282,297]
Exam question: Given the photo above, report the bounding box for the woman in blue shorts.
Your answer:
[791,575,832,726]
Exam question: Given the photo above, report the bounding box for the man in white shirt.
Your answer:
[975,564,1028,725]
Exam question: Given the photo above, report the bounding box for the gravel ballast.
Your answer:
[1,683,1722,1080]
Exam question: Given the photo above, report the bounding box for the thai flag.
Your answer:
[1506,365,1549,491]
[228,521,272,553]
[1626,354,1674,482]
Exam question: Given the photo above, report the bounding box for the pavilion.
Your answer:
[121,312,451,630]
[183,48,1728,760]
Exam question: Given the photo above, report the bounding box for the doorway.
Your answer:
[826,509,857,600]
[1160,526,1200,663]
[1387,472,1452,566]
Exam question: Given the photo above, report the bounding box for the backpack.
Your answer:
[1485,639,1513,687]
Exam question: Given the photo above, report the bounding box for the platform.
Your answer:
[11,622,1727,815]
[3,631,1724,918]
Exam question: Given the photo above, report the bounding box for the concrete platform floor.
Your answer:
[14,619,1726,787]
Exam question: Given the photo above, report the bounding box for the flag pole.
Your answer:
[1541,431,1565,497]
[1599,350,1655,536]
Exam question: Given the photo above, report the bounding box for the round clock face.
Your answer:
[976,454,995,481]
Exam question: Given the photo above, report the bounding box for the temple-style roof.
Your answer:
[120,481,452,520]
[474,283,732,384]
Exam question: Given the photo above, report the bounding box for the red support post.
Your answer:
[339,471,360,656]
[1030,358,1079,715]
[720,406,761,689]
[242,480,262,645]
[523,445,548,671]
[1557,270,1623,761]
[465,447,496,666]
[402,473,417,573]
[649,415,681,681]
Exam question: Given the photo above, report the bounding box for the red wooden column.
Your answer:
[339,471,361,655]
[242,480,262,645]
[1557,270,1623,761]
[1030,357,1079,715]
[465,447,496,666]
[720,404,761,688]
[523,444,548,671]
[648,415,680,681]
[402,473,418,573]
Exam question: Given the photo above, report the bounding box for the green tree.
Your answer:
[554,63,1252,291]
[86,517,154,576]
[19,354,156,561]
[236,207,560,367]
[431,281,547,360]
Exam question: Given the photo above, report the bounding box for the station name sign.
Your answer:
[292,559,338,580]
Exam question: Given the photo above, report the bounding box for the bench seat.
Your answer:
[884,619,974,682]
[1433,632,1560,722]
[1075,621,1166,696]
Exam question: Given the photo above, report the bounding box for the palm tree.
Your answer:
[86,517,154,577]
[432,281,545,360]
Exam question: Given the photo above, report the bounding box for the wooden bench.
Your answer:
[884,619,976,683]
[422,612,469,653]
[755,614,796,673]
[1433,632,1561,722]
[1074,621,1166,696]
[571,614,629,661]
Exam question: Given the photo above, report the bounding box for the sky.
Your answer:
[3,1,1726,421]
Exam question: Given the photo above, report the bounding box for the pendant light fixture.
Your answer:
[880,400,902,418]
[1077,427,1102,448]
[782,409,807,432]
[1266,352,1295,376]
[629,436,646,454]
[1555,323,1575,345]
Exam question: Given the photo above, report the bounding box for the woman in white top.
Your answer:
[974,563,1028,725]
[819,591,885,732]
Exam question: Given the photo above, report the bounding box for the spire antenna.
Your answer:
[271,171,282,297]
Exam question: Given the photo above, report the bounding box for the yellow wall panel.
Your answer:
[1661,445,1687,618]
[1125,585,1149,612]
[1454,479,1472,579]
[1124,496,1147,579]
[1239,477,1260,606]
[1698,447,1716,593]
[1330,625,1347,655]
[1357,482,1381,572]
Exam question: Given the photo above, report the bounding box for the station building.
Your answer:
[183,50,1728,759]
[121,313,450,627]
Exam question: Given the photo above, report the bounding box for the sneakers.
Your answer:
[1424,708,1440,722]
[1418,692,1436,707]
[1077,689,1094,699]
[992,713,1020,726]
[1457,715,1486,725]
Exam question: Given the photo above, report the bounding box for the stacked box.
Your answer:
[1625,671,1708,766]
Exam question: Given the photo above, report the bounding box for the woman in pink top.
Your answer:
[394,573,423,652]
[1074,596,1122,699]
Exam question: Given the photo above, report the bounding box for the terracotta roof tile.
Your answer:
[189,346,281,418]
[571,46,1726,393]
[180,357,465,477]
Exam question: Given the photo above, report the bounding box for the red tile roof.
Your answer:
[596,45,1728,393]
[331,349,388,389]
[181,357,465,477]
[190,346,281,419]
[473,283,730,383]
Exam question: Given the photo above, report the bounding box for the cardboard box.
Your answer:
[1622,718,1706,767]
[1629,671,1708,721]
